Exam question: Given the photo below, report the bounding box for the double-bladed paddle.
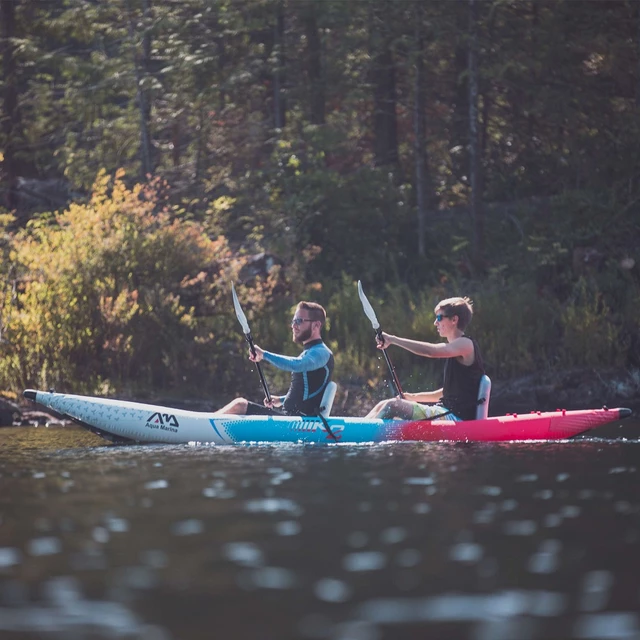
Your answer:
[357,280,404,398]
[231,282,272,403]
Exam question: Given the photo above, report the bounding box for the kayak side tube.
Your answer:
[23,390,632,444]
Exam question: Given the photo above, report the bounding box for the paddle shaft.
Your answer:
[244,333,271,402]
[377,328,404,398]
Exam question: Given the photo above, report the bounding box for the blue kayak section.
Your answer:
[209,415,393,444]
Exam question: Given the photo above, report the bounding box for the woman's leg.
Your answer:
[365,398,416,420]
[364,399,390,419]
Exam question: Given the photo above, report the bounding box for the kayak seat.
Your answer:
[319,381,338,418]
[476,375,492,420]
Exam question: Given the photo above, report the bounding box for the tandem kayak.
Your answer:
[23,389,632,444]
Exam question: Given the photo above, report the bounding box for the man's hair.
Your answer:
[436,297,474,331]
[297,301,326,325]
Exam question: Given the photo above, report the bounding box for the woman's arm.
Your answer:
[380,333,473,359]
[402,388,443,403]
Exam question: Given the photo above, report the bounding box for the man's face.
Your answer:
[291,310,315,344]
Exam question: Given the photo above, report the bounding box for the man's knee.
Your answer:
[232,397,248,413]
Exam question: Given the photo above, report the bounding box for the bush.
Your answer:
[0,170,247,396]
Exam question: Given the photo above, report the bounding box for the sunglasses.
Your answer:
[291,317,314,326]
[435,314,450,322]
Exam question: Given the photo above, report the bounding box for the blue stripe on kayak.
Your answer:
[209,419,224,440]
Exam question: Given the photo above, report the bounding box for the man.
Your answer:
[364,296,484,421]
[214,301,334,416]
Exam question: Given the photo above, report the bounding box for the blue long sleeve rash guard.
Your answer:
[262,339,334,415]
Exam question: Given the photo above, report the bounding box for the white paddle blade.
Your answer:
[231,282,251,335]
[357,280,380,330]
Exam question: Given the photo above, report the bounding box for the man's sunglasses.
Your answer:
[435,314,450,322]
[291,317,314,326]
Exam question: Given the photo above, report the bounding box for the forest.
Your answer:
[0,0,639,413]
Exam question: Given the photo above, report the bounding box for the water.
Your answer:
[1,423,639,640]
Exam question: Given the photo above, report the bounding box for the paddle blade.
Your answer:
[357,280,380,330]
[231,282,251,334]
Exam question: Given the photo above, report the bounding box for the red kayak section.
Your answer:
[399,407,631,442]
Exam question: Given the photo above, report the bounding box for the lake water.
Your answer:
[0,422,639,640]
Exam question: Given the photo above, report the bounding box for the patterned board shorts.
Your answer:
[411,403,461,422]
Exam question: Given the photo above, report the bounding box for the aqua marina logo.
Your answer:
[146,412,180,431]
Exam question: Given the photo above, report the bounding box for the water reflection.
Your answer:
[0,424,638,639]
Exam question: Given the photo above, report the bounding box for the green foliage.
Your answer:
[470,280,560,379]
[560,277,626,369]
[0,170,250,396]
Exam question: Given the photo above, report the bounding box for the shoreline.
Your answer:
[8,367,640,427]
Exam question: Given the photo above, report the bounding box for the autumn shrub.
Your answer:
[0,170,253,397]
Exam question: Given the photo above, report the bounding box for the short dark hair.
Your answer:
[297,301,326,325]
[436,297,474,331]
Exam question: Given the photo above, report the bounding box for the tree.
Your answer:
[1,0,31,212]
[468,0,483,267]
[370,0,399,168]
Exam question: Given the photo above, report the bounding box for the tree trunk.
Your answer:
[636,0,640,108]
[371,2,398,168]
[451,3,470,182]
[126,0,153,177]
[1,0,21,210]
[273,1,286,129]
[468,0,483,267]
[302,2,325,125]
[414,5,428,257]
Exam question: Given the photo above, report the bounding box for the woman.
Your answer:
[364,297,485,421]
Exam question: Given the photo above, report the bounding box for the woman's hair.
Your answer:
[297,301,326,325]
[435,297,474,331]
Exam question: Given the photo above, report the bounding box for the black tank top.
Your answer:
[440,336,485,420]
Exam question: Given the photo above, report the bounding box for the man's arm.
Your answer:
[262,345,331,373]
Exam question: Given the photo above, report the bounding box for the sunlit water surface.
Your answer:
[0,422,639,640]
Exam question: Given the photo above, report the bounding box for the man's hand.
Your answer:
[249,345,264,362]
[264,396,282,408]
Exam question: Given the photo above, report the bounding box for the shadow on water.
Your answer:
[0,420,638,640]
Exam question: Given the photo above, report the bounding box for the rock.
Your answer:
[0,397,21,427]
[490,368,640,415]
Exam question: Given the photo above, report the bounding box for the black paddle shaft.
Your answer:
[244,333,271,402]
[376,328,404,398]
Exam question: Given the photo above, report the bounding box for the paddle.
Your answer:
[231,282,271,403]
[357,280,404,399]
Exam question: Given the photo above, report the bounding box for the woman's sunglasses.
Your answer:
[435,314,450,322]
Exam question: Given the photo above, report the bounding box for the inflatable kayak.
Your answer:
[23,389,631,444]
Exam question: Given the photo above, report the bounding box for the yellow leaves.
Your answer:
[0,213,15,229]
[2,167,280,394]
[302,244,322,263]
[99,288,140,326]
[210,196,236,213]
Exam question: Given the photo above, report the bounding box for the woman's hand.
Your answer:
[376,332,394,350]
